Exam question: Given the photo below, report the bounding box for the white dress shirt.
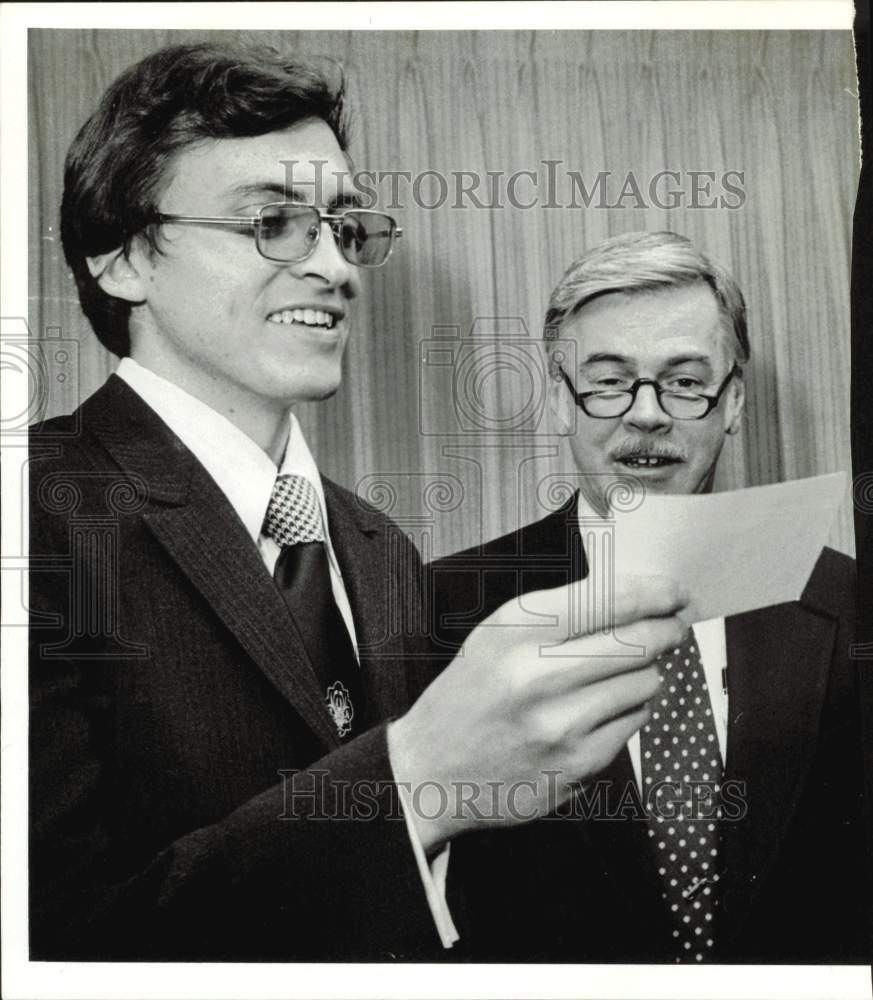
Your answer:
[575,494,729,784]
[115,358,458,947]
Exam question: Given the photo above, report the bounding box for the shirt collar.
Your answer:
[574,488,612,525]
[116,358,327,545]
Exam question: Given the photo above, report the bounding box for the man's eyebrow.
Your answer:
[581,352,716,366]
[660,354,716,369]
[225,183,364,211]
[227,182,291,206]
[581,353,632,366]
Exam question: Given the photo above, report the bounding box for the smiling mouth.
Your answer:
[267,308,337,330]
[615,455,681,469]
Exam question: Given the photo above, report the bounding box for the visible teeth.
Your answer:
[267,308,335,328]
[623,456,672,467]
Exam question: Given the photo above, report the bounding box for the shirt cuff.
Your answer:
[397,783,459,948]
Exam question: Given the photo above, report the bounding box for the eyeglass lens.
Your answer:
[257,204,395,266]
[585,389,710,419]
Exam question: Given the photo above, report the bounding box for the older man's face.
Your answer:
[550,283,745,508]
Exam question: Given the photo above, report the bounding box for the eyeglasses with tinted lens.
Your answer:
[558,364,740,419]
[155,202,403,267]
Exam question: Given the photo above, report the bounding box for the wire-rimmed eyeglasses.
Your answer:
[557,364,741,419]
[155,202,402,268]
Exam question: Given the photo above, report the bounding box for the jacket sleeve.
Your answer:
[30,646,443,961]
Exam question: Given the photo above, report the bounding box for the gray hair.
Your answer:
[543,231,749,363]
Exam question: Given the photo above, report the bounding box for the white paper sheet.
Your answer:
[608,473,847,624]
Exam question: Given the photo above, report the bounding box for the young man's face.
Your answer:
[549,283,745,509]
[121,119,361,431]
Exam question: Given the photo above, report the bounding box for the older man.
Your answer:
[431,231,870,963]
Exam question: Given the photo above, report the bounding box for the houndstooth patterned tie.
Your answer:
[264,474,324,546]
[639,628,723,962]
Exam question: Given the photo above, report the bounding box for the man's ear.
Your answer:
[547,358,573,435]
[725,372,746,436]
[86,245,148,304]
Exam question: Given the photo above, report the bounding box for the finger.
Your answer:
[495,574,688,642]
[570,664,661,735]
[533,664,661,747]
[535,614,687,688]
[567,702,653,780]
[599,574,690,630]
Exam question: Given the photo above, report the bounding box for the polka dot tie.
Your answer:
[639,628,722,963]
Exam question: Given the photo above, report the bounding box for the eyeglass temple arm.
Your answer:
[157,214,261,226]
[558,366,587,404]
[320,215,404,240]
[159,213,402,238]
[714,363,741,397]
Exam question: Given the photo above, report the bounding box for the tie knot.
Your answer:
[264,474,324,546]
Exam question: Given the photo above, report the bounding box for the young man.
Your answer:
[431,231,870,964]
[30,44,688,961]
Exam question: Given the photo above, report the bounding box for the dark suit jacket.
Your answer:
[29,376,441,962]
[430,494,872,963]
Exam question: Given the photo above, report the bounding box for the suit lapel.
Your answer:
[323,479,411,725]
[142,503,340,749]
[84,376,340,750]
[579,748,669,914]
[718,598,835,946]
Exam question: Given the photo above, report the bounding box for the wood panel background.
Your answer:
[28,29,859,559]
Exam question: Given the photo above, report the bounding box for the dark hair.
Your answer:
[543,230,750,365]
[60,42,349,357]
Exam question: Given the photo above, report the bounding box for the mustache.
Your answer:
[611,441,686,462]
